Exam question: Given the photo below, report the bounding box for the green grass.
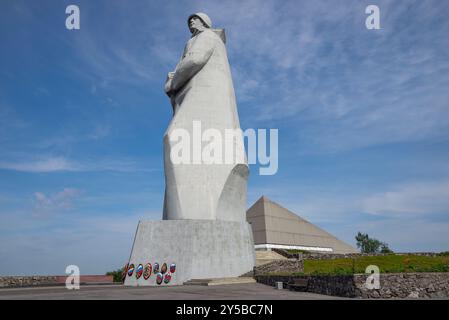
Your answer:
[295,255,449,275]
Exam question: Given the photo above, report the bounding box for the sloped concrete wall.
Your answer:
[124,220,255,286]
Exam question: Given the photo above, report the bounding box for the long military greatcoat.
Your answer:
[163,28,248,222]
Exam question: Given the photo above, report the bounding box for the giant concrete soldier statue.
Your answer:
[125,13,254,286]
[162,13,248,222]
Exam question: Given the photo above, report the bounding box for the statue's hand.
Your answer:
[164,79,172,95]
[165,72,175,96]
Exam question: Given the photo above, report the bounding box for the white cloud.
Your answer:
[0,157,78,172]
[0,155,157,173]
[362,180,449,218]
[0,103,28,143]
[274,180,449,223]
[33,188,81,218]
[87,125,111,140]
[182,0,449,152]
[341,218,449,253]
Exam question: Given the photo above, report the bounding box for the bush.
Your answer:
[106,267,125,283]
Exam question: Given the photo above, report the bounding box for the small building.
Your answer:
[246,196,358,254]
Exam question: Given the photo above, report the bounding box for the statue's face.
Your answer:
[189,16,205,33]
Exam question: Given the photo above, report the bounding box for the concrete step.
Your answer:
[256,259,277,266]
[256,250,287,260]
[183,277,256,286]
[255,250,287,266]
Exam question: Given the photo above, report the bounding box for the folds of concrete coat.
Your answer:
[162,28,248,222]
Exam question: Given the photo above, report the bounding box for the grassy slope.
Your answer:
[299,255,449,275]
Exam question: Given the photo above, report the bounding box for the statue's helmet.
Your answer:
[188,12,212,29]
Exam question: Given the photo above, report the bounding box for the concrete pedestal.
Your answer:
[124,220,255,286]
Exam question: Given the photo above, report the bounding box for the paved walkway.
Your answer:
[0,283,341,300]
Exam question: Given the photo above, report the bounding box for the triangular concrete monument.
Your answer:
[247,196,358,254]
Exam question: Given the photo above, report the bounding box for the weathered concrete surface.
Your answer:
[0,283,340,300]
[125,220,255,286]
[163,13,247,222]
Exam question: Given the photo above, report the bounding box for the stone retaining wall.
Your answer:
[354,273,449,298]
[0,275,114,288]
[272,249,444,260]
[0,276,58,288]
[255,272,449,299]
[254,259,304,275]
[255,275,357,297]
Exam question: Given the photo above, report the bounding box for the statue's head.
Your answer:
[188,13,212,34]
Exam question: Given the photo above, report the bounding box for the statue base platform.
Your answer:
[124,220,255,286]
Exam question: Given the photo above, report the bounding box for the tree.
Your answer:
[380,243,393,253]
[355,232,392,253]
[106,267,125,283]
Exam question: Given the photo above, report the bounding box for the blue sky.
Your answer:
[1,0,449,275]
